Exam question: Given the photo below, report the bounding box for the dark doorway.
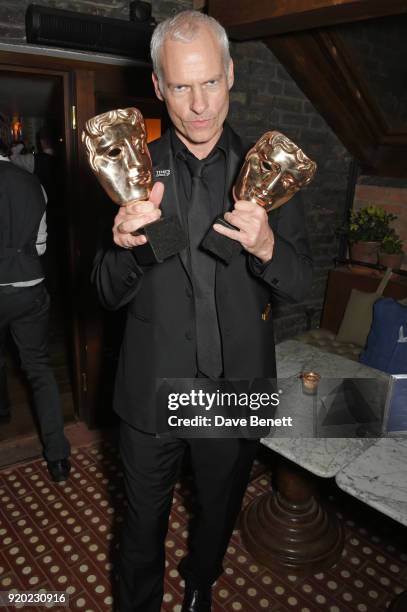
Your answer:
[0,70,75,463]
[0,51,167,440]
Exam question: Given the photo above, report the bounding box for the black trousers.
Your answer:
[119,421,259,612]
[0,282,70,462]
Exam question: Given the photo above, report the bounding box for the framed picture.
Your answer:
[382,374,407,435]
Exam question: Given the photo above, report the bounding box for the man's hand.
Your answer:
[213,200,275,263]
[113,182,165,249]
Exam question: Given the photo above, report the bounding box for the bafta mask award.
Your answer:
[202,130,317,264]
[82,107,186,265]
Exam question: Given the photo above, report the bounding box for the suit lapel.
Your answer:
[222,126,246,213]
[217,127,247,283]
[151,130,191,283]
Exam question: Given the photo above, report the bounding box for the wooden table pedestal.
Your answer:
[241,457,344,575]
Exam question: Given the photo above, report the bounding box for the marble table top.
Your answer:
[261,340,390,478]
[335,437,407,526]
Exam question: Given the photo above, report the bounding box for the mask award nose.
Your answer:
[124,140,143,168]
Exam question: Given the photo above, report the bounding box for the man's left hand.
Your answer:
[213,200,275,263]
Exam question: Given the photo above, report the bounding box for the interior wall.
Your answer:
[0,0,352,338]
[354,176,407,267]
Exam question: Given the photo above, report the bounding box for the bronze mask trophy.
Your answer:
[202,130,317,264]
[82,107,186,265]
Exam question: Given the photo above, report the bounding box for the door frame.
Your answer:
[0,49,164,427]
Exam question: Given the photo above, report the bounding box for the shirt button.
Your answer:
[185,331,193,341]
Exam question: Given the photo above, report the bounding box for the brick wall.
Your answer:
[0,0,353,339]
[228,40,352,339]
[353,177,407,268]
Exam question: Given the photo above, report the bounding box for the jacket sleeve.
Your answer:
[91,227,146,310]
[249,191,313,303]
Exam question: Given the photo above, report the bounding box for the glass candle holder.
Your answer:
[301,371,321,395]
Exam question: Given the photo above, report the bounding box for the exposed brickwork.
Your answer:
[0,0,353,337]
[228,40,352,333]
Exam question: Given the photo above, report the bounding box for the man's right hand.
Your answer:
[113,182,165,249]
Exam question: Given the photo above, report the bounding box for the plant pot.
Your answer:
[349,241,380,264]
[378,252,404,270]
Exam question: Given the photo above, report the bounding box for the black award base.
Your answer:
[133,216,187,266]
[201,217,242,265]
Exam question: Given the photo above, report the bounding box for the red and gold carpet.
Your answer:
[0,441,406,611]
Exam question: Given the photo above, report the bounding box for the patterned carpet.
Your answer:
[0,440,406,611]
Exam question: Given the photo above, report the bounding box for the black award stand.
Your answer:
[201,216,242,265]
[133,216,187,265]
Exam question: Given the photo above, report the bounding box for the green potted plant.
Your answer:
[379,231,404,270]
[348,206,397,264]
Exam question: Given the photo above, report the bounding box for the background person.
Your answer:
[0,139,70,482]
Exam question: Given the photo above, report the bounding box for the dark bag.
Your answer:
[360,297,407,374]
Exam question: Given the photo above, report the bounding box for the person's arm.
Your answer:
[91,182,164,311]
[36,185,48,256]
[36,211,47,256]
[248,193,313,303]
[91,245,146,311]
[10,152,35,174]
[214,191,313,303]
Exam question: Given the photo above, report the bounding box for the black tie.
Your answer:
[185,155,223,378]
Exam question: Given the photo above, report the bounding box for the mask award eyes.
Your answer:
[82,107,186,265]
[106,147,122,159]
[201,130,317,265]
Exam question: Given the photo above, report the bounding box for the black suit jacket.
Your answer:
[92,126,313,432]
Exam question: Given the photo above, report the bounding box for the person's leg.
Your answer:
[9,283,70,462]
[119,422,185,612]
[179,437,259,588]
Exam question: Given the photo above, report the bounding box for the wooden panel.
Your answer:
[321,267,407,333]
[209,0,407,39]
[264,30,407,177]
[69,69,98,425]
[265,31,376,171]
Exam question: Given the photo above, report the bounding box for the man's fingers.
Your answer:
[127,234,148,247]
[223,213,250,233]
[122,182,165,213]
[213,222,244,242]
[124,201,159,215]
[117,209,161,234]
[225,210,256,228]
[233,200,259,212]
[150,181,165,206]
[114,234,148,249]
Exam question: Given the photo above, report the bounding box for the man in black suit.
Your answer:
[92,10,313,612]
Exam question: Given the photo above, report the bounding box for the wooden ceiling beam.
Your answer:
[264,30,407,177]
[209,0,407,39]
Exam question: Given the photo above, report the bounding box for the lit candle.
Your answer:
[301,371,321,395]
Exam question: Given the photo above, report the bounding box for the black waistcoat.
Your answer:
[0,162,45,283]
